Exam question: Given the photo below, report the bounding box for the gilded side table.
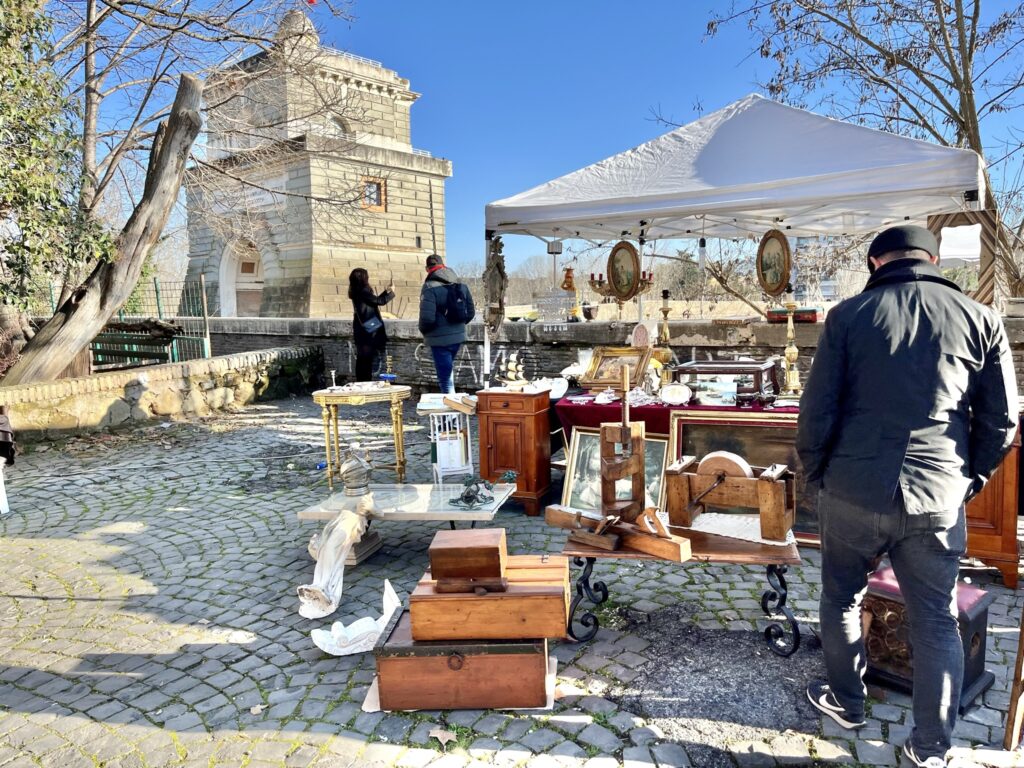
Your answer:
[312,385,412,488]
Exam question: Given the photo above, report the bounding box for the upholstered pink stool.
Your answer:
[861,566,995,713]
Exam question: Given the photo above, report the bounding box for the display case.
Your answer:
[671,360,780,407]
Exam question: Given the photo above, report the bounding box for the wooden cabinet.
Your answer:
[477,390,551,516]
[966,428,1021,588]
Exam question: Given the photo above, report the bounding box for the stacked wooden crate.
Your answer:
[374,529,570,710]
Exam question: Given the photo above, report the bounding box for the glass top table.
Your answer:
[296,483,517,523]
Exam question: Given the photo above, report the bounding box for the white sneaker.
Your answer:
[903,742,947,767]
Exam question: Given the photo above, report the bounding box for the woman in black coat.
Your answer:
[349,268,394,381]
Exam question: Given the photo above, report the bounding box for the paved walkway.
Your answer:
[0,399,1021,768]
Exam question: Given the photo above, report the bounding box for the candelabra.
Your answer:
[588,270,655,321]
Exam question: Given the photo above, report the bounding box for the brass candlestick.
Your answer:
[779,296,802,399]
[658,289,672,345]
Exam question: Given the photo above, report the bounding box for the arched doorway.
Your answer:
[219,239,264,317]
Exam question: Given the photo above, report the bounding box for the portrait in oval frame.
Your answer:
[606,240,641,301]
[756,229,792,297]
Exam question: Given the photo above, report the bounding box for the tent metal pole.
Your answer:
[636,238,644,323]
[483,234,492,382]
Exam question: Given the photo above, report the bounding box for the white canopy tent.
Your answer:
[484,94,985,243]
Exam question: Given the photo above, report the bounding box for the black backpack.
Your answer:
[442,283,475,324]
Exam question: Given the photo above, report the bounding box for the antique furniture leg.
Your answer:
[320,404,334,490]
[996,561,1019,590]
[567,556,608,643]
[391,398,406,482]
[1004,601,1024,750]
[761,563,800,657]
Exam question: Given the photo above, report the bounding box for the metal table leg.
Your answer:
[567,556,608,643]
[761,563,801,657]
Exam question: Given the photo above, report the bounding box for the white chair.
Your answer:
[428,410,474,484]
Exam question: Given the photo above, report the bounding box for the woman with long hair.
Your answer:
[349,268,394,381]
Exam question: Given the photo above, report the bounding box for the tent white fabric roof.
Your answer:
[484,94,985,242]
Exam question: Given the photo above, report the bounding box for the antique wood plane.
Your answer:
[664,451,795,542]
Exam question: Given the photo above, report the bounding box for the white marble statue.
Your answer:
[297,495,371,619]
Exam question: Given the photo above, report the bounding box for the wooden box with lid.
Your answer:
[409,554,569,641]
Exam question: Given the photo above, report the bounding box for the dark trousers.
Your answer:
[355,342,381,382]
[429,343,460,393]
[818,488,965,761]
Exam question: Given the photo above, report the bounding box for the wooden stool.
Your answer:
[861,566,995,714]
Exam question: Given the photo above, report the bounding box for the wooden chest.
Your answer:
[410,555,569,641]
[374,611,548,710]
[428,528,507,579]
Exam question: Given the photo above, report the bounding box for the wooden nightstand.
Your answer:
[476,389,551,516]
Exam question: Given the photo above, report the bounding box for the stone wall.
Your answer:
[0,346,323,438]
[207,317,1024,394]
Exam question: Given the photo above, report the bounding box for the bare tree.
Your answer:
[708,0,1024,294]
[4,74,202,385]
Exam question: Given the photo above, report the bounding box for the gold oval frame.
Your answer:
[606,240,641,301]
[756,229,792,297]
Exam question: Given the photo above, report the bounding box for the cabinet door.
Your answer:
[487,417,523,478]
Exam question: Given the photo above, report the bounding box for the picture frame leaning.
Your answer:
[579,346,653,392]
[667,409,817,536]
[562,426,669,512]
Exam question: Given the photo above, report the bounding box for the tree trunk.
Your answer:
[1,74,203,387]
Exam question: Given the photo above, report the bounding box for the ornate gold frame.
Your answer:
[756,229,792,297]
[607,240,642,301]
[579,345,653,391]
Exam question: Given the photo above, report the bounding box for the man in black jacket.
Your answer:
[796,225,1018,767]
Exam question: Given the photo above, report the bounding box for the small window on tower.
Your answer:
[415,236,422,249]
[362,178,386,212]
[240,261,256,275]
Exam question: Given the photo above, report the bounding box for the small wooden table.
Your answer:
[561,531,802,655]
[297,483,516,564]
[313,385,412,488]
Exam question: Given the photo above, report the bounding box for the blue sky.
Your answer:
[319,0,766,270]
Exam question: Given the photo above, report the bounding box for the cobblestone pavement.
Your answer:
[1,397,1022,768]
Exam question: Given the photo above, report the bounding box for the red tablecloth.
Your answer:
[554,399,799,438]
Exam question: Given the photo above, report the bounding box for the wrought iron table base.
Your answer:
[567,557,607,642]
[761,563,801,656]
[566,558,801,655]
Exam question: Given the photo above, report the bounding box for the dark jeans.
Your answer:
[429,343,460,393]
[355,341,381,382]
[818,488,965,761]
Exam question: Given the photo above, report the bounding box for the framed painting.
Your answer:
[607,240,641,301]
[756,229,792,297]
[562,427,669,512]
[579,346,653,391]
[667,409,818,535]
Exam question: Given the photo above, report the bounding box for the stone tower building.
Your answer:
[185,11,453,318]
